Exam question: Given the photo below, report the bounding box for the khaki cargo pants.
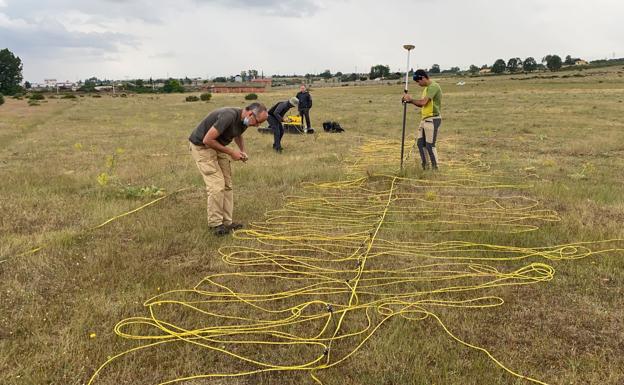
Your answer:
[189,143,233,227]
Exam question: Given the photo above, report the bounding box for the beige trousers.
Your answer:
[189,143,233,227]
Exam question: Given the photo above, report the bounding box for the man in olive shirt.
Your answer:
[189,103,268,235]
[402,69,443,170]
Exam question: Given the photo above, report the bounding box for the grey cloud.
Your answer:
[194,0,326,17]
[2,0,164,24]
[0,17,138,56]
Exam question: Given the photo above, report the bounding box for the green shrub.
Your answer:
[185,95,200,102]
[92,94,102,98]
[121,185,165,198]
[200,92,212,101]
[120,93,127,98]
[28,99,40,106]
[62,94,77,99]
[30,93,45,100]
[0,94,4,106]
[244,93,258,100]
[163,79,185,93]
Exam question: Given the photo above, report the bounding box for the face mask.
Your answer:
[243,117,251,126]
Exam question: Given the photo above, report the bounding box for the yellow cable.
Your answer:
[85,139,623,385]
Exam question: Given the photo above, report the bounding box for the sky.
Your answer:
[0,0,622,83]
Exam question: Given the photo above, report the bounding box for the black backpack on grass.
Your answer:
[323,121,344,133]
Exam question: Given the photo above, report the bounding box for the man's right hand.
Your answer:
[230,150,245,161]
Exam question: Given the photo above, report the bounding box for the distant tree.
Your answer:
[319,70,332,79]
[0,48,24,95]
[341,73,358,82]
[429,64,440,74]
[0,93,4,106]
[544,54,562,71]
[523,57,537,72]
[369,64,390,79]
[469,64,480,74]
[78,80,96,92]
[492,59,507,74]
[86,76,100,85]
[213,77,227,83]
[335,71,343,77]
[448,66,460,73]
[506,57,521,72]
[135,79,144,87]
[247,69,258,79]
[163,79,185,93]
[24,81,32,89]
[564,55,574,65]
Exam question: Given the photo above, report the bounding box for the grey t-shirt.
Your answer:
[189,107,246,146]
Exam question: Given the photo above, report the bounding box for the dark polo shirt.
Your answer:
[189,107,246,146]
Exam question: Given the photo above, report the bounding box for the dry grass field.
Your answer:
[1,66,624,385]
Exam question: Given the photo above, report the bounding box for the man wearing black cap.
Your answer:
[402,69,443,170]
[267,97,299,153]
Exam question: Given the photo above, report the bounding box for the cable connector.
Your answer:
[326,304,334,313]
[323,348,329,356]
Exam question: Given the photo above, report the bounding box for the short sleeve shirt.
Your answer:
[420,81,442,119]
[189,107,246,146]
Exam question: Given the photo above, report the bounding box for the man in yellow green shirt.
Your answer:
[402,69,442,170]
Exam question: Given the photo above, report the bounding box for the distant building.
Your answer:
[56,80,77,91]
[234,75,243,82]
[44,79,57,86]
[251,78,272,87]
[479,68,491,74]
[575,59,588,65]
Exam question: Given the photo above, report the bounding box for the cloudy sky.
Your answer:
[0,0,621,82]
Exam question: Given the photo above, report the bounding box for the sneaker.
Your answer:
[225,222,244,231]
[211,224,230,236]
[421,163,430,170]
[275,147,283,153]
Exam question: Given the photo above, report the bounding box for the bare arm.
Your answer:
[402,93,430,107]
[202,127,244,161]
[233,135,248,161]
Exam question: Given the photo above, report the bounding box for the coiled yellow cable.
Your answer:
[87,138,622,385]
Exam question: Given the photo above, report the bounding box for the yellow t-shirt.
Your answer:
[420,81,442,119]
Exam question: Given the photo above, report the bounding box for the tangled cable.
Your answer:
[88,138,623,385]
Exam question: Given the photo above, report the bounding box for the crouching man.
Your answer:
[188,103,268,235]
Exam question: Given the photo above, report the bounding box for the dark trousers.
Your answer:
[268,115,284,150]
[417,117,441,168]
[299,108,311,129]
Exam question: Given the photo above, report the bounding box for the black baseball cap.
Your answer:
[413,69,428,81]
